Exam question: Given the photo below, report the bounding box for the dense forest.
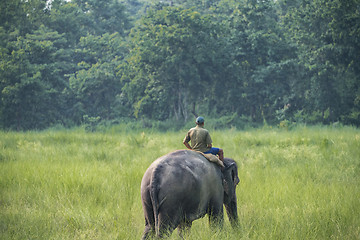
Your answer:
[1,0,359,130]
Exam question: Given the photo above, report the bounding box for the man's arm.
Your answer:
[183,140,192,150]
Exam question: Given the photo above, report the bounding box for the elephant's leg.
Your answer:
[208,203,224,229]
[142,218,155,240]
[157,212,180,238]
[177,220,192,239]
[141,198,155,240]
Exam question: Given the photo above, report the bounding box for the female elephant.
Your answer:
[140,149,240,239]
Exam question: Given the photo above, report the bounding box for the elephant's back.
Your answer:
[154,150,221,201]
[143,150,221,187]
[154,150,212,176]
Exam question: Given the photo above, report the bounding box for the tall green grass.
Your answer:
[1,126,359,239]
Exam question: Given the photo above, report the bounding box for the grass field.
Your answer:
[1,125,359,239]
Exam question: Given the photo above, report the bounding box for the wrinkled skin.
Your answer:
[141,150,240,239]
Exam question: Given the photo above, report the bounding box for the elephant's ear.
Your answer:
[223,163,240,195]
[223,178,230,195]
[223,163,236,195]
[232,167,240,186]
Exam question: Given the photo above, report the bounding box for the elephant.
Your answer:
[140,149,240,239]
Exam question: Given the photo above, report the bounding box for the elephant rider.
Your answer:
[183,116,224,162]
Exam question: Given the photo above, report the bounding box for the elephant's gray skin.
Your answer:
[140,149,240,239]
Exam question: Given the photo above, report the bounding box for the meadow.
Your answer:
[0,125,359,239]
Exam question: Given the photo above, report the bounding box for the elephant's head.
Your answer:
[222,158,240,227]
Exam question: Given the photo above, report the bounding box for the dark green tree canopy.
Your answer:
[1,0,359,129]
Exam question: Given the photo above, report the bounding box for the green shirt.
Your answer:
[184,125,212,152]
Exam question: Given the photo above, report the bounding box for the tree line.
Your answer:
[1,0,359,130]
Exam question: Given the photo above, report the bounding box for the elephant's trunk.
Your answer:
[225,197,239,228]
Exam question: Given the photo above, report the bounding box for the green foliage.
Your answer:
[82,115,101,132]
[1,0,359,129]
[0,0,133,130]
[202,113,256,130]
[121,6,231,121]
[1,127,359,239]
[280,0,360,124]
[69,33,128,122]
[72,0,132,36]
[215,0,299,122]
[0,25,71,130]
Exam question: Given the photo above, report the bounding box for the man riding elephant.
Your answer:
[183,116,224,162]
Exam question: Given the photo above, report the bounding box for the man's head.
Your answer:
[196,116,205,125]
